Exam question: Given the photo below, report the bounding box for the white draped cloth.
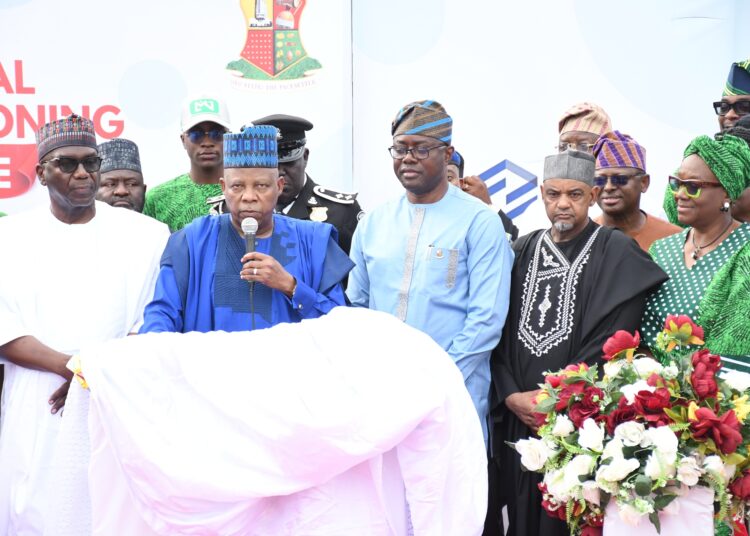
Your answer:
[50,307,487,535]
[0,202,169,535]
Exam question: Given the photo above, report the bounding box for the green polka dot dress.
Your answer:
[641,224,750,370]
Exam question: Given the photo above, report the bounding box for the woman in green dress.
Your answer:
[641,134,750,371]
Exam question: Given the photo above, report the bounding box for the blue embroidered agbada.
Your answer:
[141,214,352,333]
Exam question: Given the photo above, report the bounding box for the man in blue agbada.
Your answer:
[140,125,352,333]
[347,100,514,442]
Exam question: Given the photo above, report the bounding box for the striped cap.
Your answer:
[391,100,452,144]
[223,125,279,169]
[98,138,142,174]
[558,102,611,136]
[36,114,97,159]
[723,59,750,96]
[593,130,646,172]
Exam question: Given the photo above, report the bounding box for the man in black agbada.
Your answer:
[487,150,667,536]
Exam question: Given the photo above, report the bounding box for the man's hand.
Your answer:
[240,252,296,297]
[49,379,71,415]
[460,175,492,204]
[505,389,542,432]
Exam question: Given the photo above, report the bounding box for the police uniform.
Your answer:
[253,113,363,255]
[284,176,363,255]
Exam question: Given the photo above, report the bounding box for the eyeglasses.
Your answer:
[593,174,643,187]
[668,176,724,199]
[388,145,446,160]
[40,156,103,173]
[556,142,594,152]
[186,128,225,144]
[712,100,750,116]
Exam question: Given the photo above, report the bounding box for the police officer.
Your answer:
[252,114,363,254]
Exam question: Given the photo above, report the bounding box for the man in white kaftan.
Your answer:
[0,114,169,535]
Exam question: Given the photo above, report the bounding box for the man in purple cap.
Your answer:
[593,131,679,251]
[0,115,169,535]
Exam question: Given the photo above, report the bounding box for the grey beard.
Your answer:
[553,221,574,232]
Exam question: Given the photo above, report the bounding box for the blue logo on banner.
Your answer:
[478,160,537,220]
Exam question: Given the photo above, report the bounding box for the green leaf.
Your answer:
[534,397,556,414]
[649,511,662,534]
[635,474,652,496]
[654,493,678,510]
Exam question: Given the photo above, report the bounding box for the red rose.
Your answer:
[538,483,567,522]
[555,381,586,411]
[633,388,671,416]
[545,374,562,388]
[565,363,589,373]
[581,526,603,536]
[569,386,604,428]
[602,330,640,361]
[691,349,721,400]
[730,470,750,501]
[605,396,639,435]
[664,314,705,341]
[692,407,743,454]
[646,373,665,387]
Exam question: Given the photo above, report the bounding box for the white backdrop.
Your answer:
[1,0,748,235]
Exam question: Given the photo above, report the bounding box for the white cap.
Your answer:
[180,94,232,132]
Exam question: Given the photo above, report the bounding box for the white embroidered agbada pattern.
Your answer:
[52,307,487,535]
[0,202,169,535]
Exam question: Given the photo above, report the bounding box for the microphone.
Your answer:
[241,217,258,254]
[241,217,259,330]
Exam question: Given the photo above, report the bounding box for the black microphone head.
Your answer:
[241,217,258,235]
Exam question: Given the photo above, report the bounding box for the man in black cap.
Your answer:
[252,114,363,254]
[96,138,147,212]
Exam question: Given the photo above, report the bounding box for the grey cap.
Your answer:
[543,149,595,186]
[98,138,142,174]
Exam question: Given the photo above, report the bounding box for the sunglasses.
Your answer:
[713,100,750,116]
[40,156,103,173]
[186,129,225,144]
[593,174,642,187]
[668,176,724,199]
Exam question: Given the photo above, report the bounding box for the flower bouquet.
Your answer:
[511,315,750,535]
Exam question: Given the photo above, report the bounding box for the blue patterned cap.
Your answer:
[223,125,279,169]
[391,100,452,144]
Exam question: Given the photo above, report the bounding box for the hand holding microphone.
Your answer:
[240,217,296,297]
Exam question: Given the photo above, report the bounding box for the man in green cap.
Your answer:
[143,94,232,232]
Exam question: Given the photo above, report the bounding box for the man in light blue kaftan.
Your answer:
[141,125,352,334]
[346,100,513,440]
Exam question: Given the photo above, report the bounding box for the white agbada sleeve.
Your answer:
[67,307,486,535]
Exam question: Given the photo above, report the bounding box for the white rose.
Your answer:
[703,455,725,478]
[618,502,647,526]
[614,421,647,447]
[597,456,640,483]
[581,480,601,506]
[676,456,702,486]
[644,426,678,459]
[604,360,624,379]
[564,454,596,492]
[662,364,679,380]
[722,369,750,393]
[578,418,605,452]
[552,415,575,438]
[632,357,664,379]
[645,452,676,480]
[620,380,655,404]
[544,468,572,503]
[515,438,553,471]
[602,437,625,461]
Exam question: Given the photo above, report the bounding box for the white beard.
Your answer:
[553,221,574,232]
